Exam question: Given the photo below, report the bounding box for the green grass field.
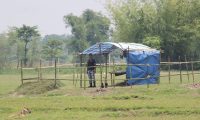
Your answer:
[1,71,200,120]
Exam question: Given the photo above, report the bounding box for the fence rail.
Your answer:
[20,58,200,89]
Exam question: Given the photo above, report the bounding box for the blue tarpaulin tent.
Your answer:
[126,50,160,85]
[81,42,160,85]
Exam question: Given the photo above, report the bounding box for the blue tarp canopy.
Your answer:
[81,42,160,85]
[81,42,153,55]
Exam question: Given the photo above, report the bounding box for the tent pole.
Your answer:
[158,49,162,85]
[84,65,86,90]
[99,43,104,88]
[113,59,115,88]
[127,47,133,88]
[105,53,108,88]
[111,58,114,86]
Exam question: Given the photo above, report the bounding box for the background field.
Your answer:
[1,71,200,120]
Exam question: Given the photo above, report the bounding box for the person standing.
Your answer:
[87,53,96,87]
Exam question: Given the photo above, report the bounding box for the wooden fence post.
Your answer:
[54,59,57,88]
[73,63,75,85]
[184,55,189,82]
[38,59,42,81]
[111,59,114,86]
[113,62,115,88]
[168,57,171,84]
[40,59,42,80]
[191,58,195,84]
[99,43,104,88]
[179,56,182,84]
[20,60,23,85]
[80,54,83,88]
[105,54,108,88]
[84,66,86,90]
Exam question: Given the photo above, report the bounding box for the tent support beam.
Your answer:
[105,53,108,88]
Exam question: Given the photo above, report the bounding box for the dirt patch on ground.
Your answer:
[11,81,64,96]
[185,83,200,89]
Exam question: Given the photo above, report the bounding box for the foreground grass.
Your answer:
[0,73,200,120]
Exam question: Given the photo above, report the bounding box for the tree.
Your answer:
[142,36,161,49]
[0,33,10,69]
[7,28,24,68]
[42,38,63,64]
[107,0,158,42]
[63,9,110,53]
[107,0,200,60]
[15,25,40,66]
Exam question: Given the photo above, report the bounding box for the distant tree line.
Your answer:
[1,0,200,69]
[0,9,110,68]
[107,0,200,61]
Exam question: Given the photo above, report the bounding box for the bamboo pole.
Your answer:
[75,65,78,87]
[113,61,116,88]
[72,54,75,85]
[179,56,182,84]
[127,47,133,88]
[20,60,23,85]
[57,58,60,73]
[80,54,83,88]
[158,49,163,85]
[105,53,108,88]
[40,59,42,80]
[37,61,40,82]
[54,58,57,88]
[99,43,104,88]
[84,66,86,90]
[111,59,114,86]
[130,64,133,88]
[76,54,78,87]
[191,58,195,83]
[168,57,171,84]
[184,55,189,82]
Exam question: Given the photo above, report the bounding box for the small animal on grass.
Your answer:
[8,107,31,118]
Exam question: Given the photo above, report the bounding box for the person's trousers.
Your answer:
[87,70,95,84]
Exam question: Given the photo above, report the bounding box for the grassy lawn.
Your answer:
[0,71,200,120]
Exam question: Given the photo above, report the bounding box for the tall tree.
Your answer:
[15,25,40,66]
[63,9,110,52]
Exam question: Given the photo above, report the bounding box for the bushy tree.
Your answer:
[42,36,63,63]
[15,25,40,66]
[63,9,110,53]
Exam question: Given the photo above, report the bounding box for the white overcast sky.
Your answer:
[0,0,107,36]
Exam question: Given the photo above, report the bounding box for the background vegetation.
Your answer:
[107,0,200,61]
[1,0,200,67]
